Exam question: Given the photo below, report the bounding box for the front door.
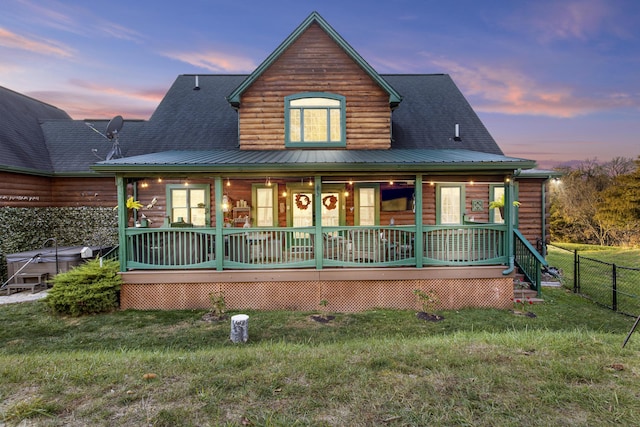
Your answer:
[289,188,343,252]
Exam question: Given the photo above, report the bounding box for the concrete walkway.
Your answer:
[0,289,48,305]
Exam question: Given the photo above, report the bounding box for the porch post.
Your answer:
[314,174,323,270]
[415,174,423,268]
[214,176,224,271]
[116,176,128,272]
[503,176,515,272]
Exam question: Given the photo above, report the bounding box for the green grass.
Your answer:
[547,243,640,317]
[2,289,640,426]
[549,242,640,267]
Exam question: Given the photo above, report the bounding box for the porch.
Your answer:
[116,224,547,311]
[96,153,544,312]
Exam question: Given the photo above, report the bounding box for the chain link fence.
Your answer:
[547,243,640,317]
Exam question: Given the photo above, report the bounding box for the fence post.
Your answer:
[573,249,579,293]
[612,263,618,312]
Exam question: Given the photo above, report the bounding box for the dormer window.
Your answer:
[285,93,346,147]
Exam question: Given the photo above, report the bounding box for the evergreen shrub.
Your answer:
[45,258,122,316]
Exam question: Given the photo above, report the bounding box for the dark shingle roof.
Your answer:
[3,73,522,175]
[41,119,144,174]
[0,86,70,173]
[125,73,503,156]
[384,74,503,155]
[125,75,246,157]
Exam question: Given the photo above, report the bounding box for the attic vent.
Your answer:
[193,75,200,91]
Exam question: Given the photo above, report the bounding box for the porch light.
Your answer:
[222,195,230,212]
[282,190,287,197]
[157,178,163,183]
[469,180,474,186]
[266,177,272,187]
[344,190,349,197]
[308,178,313,186]
[226,177,231,187]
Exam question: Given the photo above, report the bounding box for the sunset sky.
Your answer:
[1,0,638,167]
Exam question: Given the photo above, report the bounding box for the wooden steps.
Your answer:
[3,272,48,295]
[513,273,544,304]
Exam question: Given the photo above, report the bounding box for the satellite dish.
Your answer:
[86,115,124,160]
[105,115,123,139]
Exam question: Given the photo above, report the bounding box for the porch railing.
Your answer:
[514,229,547,296]
[123,224,509,270]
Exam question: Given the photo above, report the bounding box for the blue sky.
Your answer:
[1,0,638,167]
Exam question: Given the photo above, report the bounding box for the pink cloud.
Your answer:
[27,81,165,120]
[432,58,636,118]
[163,50,256,73]
[68,79,165,104]
[0,27,73,57]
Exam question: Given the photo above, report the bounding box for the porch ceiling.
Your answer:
[92,148,536,175]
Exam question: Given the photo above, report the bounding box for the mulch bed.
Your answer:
[310,314,336,323]
[416,312,444,322]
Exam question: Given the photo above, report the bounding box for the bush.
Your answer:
[44,258,122,316]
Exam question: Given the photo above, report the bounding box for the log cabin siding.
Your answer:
[0,172,118,208]
[238,23,392,150]
[0,172,53,207]
[517,179,548,247]
[51,177,117,208]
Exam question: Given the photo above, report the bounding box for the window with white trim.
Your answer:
[285,93,345,147]
[253,184,278,227]
[167,184,209,226]
[437,185,463,225]
[355,185,379,226]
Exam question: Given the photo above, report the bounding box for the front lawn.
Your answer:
[1,288,640,426]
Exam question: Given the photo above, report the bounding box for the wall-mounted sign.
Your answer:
[0,195,41,201]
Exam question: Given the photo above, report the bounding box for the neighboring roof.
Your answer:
[518,168,562,179]
[0,86,70,174]
[92,148,535,174]
[227,11,402,107]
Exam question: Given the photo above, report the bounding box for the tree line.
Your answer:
[550,156,640,246]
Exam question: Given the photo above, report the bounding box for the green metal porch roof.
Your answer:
[92,149,536,174]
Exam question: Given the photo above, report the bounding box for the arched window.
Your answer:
[285,93,346,147]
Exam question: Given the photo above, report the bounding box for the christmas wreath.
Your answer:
[322,195,338,210]
[295,194,311,210]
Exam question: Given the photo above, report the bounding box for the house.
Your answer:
[2,12,557,312]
